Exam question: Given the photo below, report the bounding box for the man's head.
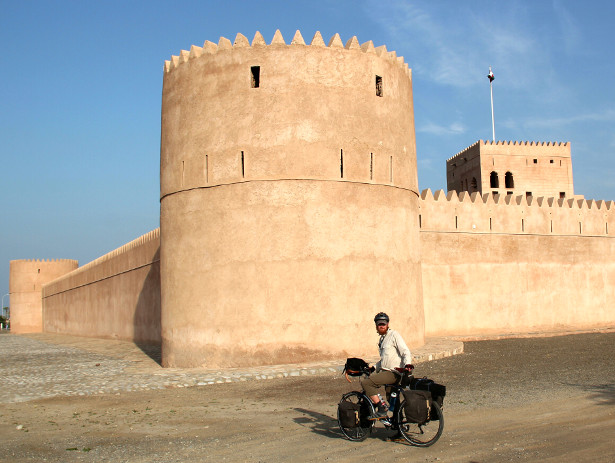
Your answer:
[374,312,389,335]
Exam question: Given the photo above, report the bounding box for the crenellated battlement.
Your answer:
[419,188,614,236]
[164,30,410,76]
[447,140,570,162]
[14,258,79,264]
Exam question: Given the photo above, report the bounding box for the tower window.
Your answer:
[375,75,383,97]
[490,171,499,188]
[505,171,514,188]
[251,66,260,88]
[533,159,538,164]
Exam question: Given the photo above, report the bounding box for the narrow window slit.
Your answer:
[389,156,393,183]
[241,151,245,178]
[181,160,185,187]
[489,218,492,231]
[455,216,458,229]
[375,75,383,97]
[370,153,373,180]
[419,214,422,228]
[251,66,260,88]
[522,218,525,232]
[340,149,344,178]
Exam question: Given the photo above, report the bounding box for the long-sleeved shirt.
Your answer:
[374,328,412,372]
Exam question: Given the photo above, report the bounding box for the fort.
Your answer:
[8,31,615,368]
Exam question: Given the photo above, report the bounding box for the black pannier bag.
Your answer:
[338,400,361,428]
[343,358,369,376]
[409,377,446,407]
[402,389,432,424]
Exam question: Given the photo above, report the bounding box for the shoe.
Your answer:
[368,403,388,421]
[386,433,406,443]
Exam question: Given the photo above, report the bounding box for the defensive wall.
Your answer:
[41,228,161,344]
[419,189,615,337]
[9,259,78,333]
[7,31,615,369]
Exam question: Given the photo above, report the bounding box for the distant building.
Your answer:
[446,140,577,199]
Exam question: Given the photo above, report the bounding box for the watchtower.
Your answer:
[9,259,78,333]
[159,30,424,368]
[446,140,574,199]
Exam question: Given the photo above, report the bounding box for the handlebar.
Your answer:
[344,364,414,383]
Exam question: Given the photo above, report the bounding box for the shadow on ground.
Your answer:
[293,408,341,439]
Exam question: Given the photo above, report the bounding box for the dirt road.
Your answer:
[1,333,614,462]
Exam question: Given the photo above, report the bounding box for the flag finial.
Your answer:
[487,66,495,82]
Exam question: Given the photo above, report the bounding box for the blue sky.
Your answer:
[2,0,614,305]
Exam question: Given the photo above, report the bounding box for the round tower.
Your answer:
[160,30,424,368]
[9,259,78,333]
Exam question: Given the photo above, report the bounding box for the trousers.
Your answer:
[360,370,399,398]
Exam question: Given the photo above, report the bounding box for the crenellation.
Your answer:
[234,32,250,47]
[345,36,360,50]
[203,40,218,53]
[251,31,266,47]
[189,45,203,59]
[361,40,375,53]
[218,36,232,50]
[179,50,189,63]
[328,33,343,48]
[420,188,433,200]
[310,31,325,47]
[375,44,387,57]
[291,30,305,46]
[271,29,286,45]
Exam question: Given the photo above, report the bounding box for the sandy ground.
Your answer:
[1,333,614,462]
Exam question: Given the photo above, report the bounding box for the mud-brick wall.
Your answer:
[419,190,615,336]
[42,229,161,344]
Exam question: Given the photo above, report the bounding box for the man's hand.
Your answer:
[404,364,414,371]
[367,366,376,373]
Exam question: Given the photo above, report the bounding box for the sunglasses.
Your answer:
[376,322,388,326]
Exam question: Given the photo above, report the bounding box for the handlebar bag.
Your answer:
[343,357,369,376]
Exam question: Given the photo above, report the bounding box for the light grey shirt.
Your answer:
[375,328,412,372]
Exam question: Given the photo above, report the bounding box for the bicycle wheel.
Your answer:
[337,391,374,441]
[396,399,443,447]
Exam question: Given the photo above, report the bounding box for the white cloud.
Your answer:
[418,121,466,136]
[522,108,615,129]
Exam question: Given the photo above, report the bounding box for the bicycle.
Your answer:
[337,365,444,447]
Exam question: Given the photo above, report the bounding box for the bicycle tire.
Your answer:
[337,391,374,441]
[396,399,443,447]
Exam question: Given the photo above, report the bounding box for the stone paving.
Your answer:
[0,332,463,404]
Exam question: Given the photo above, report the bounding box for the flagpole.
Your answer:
[488,66,495,142]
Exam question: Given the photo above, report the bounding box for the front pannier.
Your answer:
[338,400,361,428]
[403,390,432,424]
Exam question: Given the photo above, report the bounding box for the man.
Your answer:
[360,312,412,420]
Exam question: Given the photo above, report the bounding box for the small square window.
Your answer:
[550,159,554,164]
[533,159,537,164]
